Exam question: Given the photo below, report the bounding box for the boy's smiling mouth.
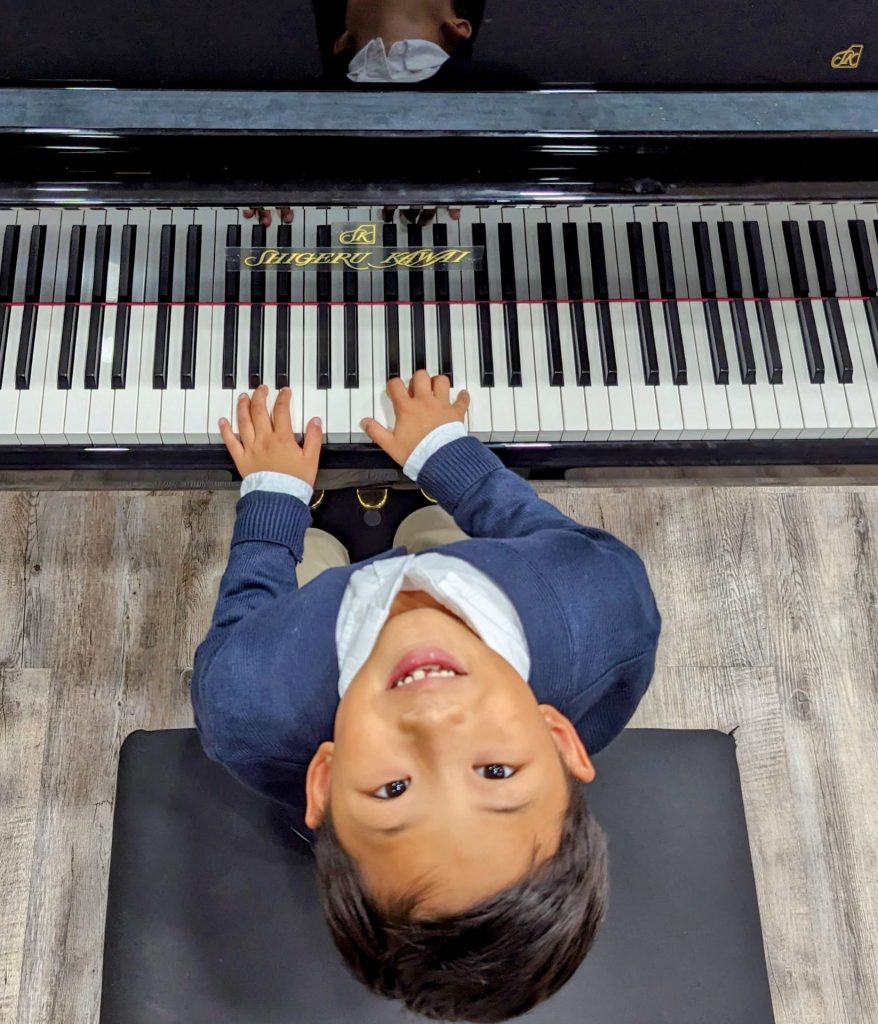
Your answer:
[387,647,468,692]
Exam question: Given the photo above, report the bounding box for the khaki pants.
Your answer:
[295,506,469,587]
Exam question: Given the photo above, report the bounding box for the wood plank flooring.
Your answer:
[1,483,877,1024]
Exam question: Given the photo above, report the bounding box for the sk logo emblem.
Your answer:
[338,224,378,245]
[831,44,864,69]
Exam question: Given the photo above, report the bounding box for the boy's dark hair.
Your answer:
[451,0,486,57]
[314,769,609,1023]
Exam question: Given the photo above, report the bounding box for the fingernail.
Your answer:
[314,417,322,429]
[218,418,226,427]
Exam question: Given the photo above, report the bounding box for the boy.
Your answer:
[192,373,661,1022]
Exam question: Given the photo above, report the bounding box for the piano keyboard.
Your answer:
[3,201,878,448]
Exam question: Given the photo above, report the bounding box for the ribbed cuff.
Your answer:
[231,490,313,561]
[416,435,505,510]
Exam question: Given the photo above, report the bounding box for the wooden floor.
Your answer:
[2,482,877,1024]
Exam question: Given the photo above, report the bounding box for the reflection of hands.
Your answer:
[243,207,294,227]
[382,206,462,226]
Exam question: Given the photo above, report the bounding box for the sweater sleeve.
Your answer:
[416,435,608,543]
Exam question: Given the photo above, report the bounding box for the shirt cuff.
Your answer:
[403,422,468,481]
[241,471,314,507]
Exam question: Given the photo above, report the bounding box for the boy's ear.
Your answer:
[333,30,357,57]
[538,704,596,783]
[440,17,473,48]
[304,741,334,829]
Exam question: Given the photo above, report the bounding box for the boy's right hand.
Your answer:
[361,371,470,468]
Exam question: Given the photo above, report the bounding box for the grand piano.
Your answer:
[1,0,878,474]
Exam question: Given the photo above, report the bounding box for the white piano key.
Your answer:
[721,205,801,438]
[569,205,636,440]
[828,201,878,435]
[761,204,831,437]
[15,208,63,444]
[648,205,709,440]
[455,209,492,441]
[327,217,351,444]
[370,211,394,434]
[422,229,440,379]
[480,206,517,442]
[348,206,375,444]
[672,204,733,440]
[287,208,307,439]
[0,210,39,443]
[184,207,217,444]
[87,208,127,444]
[207,208,240,444]
[607,205,660,440]
[112,208,151,444]
[136,209,173,444]
[158,209,194,445]
[523,206,565,442]
[631,205,685,440]
[232,210,254,437]
[300,207,327,437]
[699,205,756,439]
[545,205,589,441]
[64,208,107,444]
[498,206,539,441]
[787,202,868,436]
[442,213,473,433]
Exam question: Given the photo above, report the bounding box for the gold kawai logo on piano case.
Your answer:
[338,223,378,245]
[831,44,864,69]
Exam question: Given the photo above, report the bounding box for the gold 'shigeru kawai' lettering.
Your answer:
[241,248,474,270]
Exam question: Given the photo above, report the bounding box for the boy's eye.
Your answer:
[374,779,410,800]
[477,764,517,780]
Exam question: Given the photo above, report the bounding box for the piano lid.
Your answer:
[1,0,877,89]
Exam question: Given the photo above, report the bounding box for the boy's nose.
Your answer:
[398,703,467,731]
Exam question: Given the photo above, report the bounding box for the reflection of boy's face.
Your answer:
[336,0,474,55]
[305,599,596,917]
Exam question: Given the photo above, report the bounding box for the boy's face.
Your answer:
[305,600,595,916]
[336,0,473,55]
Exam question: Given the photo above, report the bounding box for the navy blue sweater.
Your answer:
[191,437,661,837]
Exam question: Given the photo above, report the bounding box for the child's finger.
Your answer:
[250,384,272,432]
[432,375,451,401]
[361,417,395,452]
[453,390,471,415]
[273,387,294,436]
[386,376,410,410]
[237,393,256,445]
[303,416,324,462]
[411,369,432,397]
[218,418,244,460]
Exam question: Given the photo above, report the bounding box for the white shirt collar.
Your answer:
[347,37,450,84]
[336,552,531,697]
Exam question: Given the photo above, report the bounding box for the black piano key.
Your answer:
[15,225,46,389]
[275,223,292,390]
[407,225,427,372]
[743,221,783,383]
[0,224,21,388]
[807,221,853,383]
[497,222,522,387]
[222,223,241,389]
[626,222,659,386]
[587,222,618,386]
[471,222,494,387]
[85,224,111,389]
[58,225,84,390]
[111,224,136,388]
[692,222,729,385]
[782,220,824,384]
[383,224,400,380]
[808,221,836,296]
[716,222,755,384]
[153,223,175,389]
[248,224,266,388]
[344,259,359,389]
[652,221,687,385]
[561,223,590,386]
[316,224,331,390]
[180,224,202,390]
[537,223,564,387]
[432,223,453,385]
[849,220,877,295]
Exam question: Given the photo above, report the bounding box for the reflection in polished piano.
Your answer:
[3,202,878,460]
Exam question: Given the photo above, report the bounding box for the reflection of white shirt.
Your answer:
[347,37,450,84]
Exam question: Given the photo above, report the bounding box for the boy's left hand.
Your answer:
[219,386,323,486]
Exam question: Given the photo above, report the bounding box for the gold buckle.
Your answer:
[356,487,389,511]
[309,489,326,511]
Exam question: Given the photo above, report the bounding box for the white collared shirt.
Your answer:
[347,37,450,84]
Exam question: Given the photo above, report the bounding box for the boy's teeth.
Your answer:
[393,665,459,688]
